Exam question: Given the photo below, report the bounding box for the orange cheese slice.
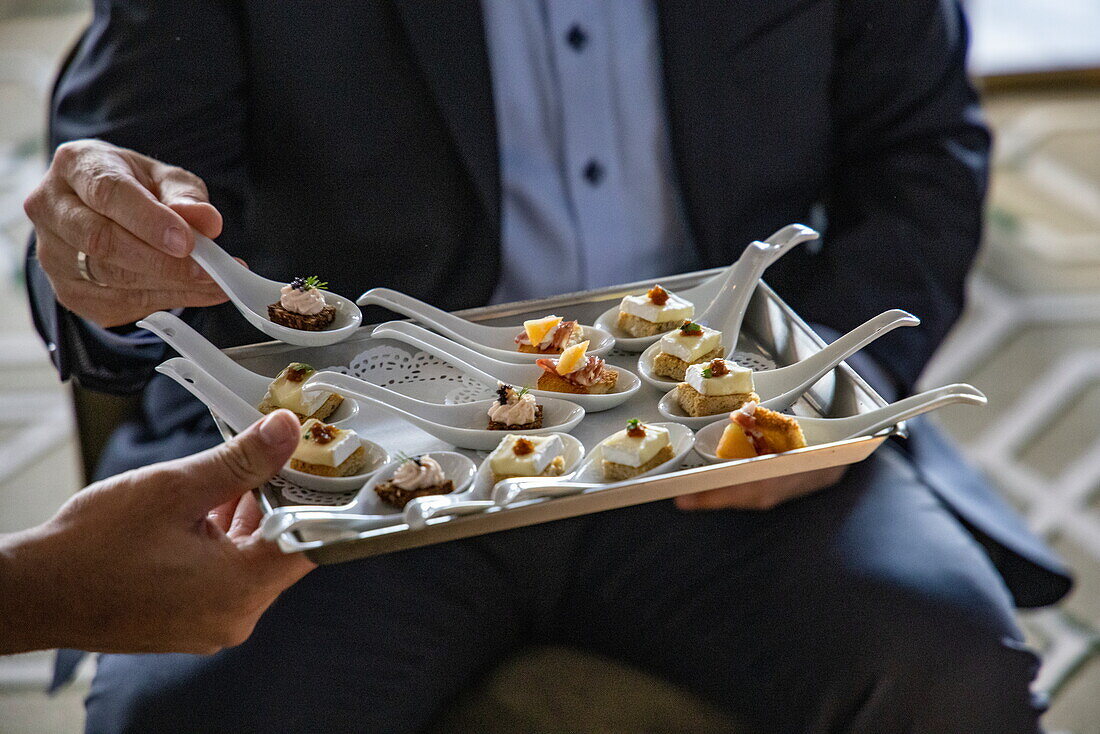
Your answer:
[523,315,563,346]
[556,340,590,375]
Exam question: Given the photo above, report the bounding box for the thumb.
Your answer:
[153,164,223,239]
[175,410,300,518]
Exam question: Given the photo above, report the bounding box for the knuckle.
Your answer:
[22,187,45,219]
[83,216,115,260]
[52,141,82,168]
[85,170,124,211]
[217,442,263,485]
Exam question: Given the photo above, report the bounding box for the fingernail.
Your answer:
[190,261,210,280]
[164,227,188,256]
[259,410,298,448]
[676,495,696,510]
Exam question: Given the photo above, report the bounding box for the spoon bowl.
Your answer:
[258,451,476,544]
[693,384,987,463]
[357,288,613,363]
[155,358,388,492]
[491,422,696,506]
[403,434,585,527]
[371,321,641,412]
[190,232,362,347]
[303,371,585,451]
[138,311,359,425]
[594,224,819,351]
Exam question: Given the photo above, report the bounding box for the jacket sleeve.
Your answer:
[780,0,990,395]
[25,0,250,394]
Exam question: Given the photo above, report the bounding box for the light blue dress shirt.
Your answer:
[481,0,698,304]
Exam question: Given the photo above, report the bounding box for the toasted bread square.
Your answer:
[616,312,682,338]
[537,368,618,395]
[374,479,455,509]
[268,302,336,331]
[675,383,759,417]
[289,445,367,477]
[601,443,675,482]
[652,348,724,380]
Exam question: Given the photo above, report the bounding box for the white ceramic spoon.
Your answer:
[637,239,804,390]
[594,223,819,351]
[189,231,362,347]
[302,371,584,451]
[370,321,641,412]
[138,311,359,426]
[490,422,696,507]
[356,288,614,363]
[652,309,921,423]
[693,383,987,463]
[403,434,585,528]
[155,358,388,492]
[259,451,477,542]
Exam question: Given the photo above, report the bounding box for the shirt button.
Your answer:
[582,160,604,186]
[566,24,588,51]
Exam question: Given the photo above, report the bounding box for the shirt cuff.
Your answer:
[83,310,184,348]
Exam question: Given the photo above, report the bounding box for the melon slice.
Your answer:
[556,340,590,375]
[523,315,563,346]
[716,422,758,460]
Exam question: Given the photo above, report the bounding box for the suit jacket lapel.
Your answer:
[393,0,500,226]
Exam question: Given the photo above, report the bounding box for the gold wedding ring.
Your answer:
[77,250,108,288]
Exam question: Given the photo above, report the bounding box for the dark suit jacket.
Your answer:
[26,0,1071,605]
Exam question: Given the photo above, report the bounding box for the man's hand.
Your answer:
[0,410,315,655]
[23,139,231,327]
[675,466,847,511]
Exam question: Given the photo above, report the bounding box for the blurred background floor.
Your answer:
[1,1,1098,733]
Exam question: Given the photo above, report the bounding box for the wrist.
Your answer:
[0,526,67,654]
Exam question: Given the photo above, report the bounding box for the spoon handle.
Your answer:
[697,240,775,343]
[156,357,264,433]
[762,223,819,261]
[759,310,919,411]
[404,496,495,528]
[835,384,987,441]
[358,288,492,342]
[491,477,602,506]
[372,321,513,387]
[260,509,399,547]
[138,311,257,387]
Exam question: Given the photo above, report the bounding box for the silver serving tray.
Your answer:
[220,268,896,563]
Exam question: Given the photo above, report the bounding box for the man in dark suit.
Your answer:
[24,1,1071,731]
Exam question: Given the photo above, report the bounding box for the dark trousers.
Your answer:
[83,444,1045,733]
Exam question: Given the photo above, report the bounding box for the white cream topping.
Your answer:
[684,361,754,396]
[292,419,358,467]
[280,284,326,316]
[601,424,671,468]
[487,384,539,425]
[264,365,330,416]
[619,290,694,323]
[488,434,563,477]
[390,455,446,490]
[659,325,722,362]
